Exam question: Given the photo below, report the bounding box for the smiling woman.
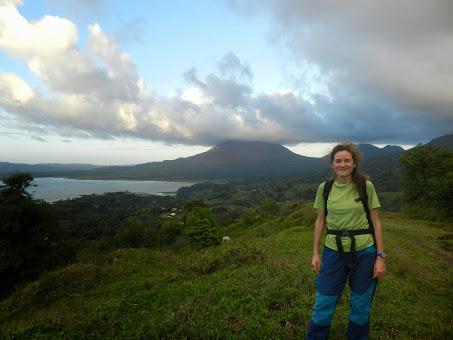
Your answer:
[332,150,355,183]
[307,141,385,340]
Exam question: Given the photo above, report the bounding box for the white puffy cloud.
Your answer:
[0,4,77,57]
[0,0,22,6]
[0,72,34,105]
[87,23,135,77]
[0,2,312,146]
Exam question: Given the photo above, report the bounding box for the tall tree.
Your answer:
[400,145,453,220]
[0,173,71,295]
[185,207,219,248]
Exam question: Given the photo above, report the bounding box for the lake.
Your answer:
[28,177,195,202]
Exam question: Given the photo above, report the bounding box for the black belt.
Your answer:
[327,229,372,256]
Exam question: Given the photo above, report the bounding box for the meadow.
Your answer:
[1,207,452,339]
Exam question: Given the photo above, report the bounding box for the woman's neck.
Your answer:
[335,175,352,184]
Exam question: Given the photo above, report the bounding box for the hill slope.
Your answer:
[427,133,453,150]
[357,144,404,159]
[1,212,451,339]
[2,135,451,182]
[1,140,406,181]
[53,140,327,180]
[0,162,101,176]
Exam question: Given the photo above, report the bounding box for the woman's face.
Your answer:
[332,150,355,179]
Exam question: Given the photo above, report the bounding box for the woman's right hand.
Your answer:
[311,253,321,274]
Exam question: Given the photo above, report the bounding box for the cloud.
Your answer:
[0,0,22,7]
[218,52,253,81]
[185,71,252,108]
[0,4,77,57]
[31,135,46,142]
[229,0,453,142]
[0,1,451,148]
[0,72,35,104]
[0,3,154,137]
[0,0,298,147]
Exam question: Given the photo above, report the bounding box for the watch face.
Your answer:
[378,252,386,258]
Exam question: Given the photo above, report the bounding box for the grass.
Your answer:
[1,212,452,339]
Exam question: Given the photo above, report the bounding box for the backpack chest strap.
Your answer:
[327,228,372,255]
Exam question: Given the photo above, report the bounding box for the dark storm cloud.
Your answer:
[228,0,453,143]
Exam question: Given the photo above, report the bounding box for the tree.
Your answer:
[1,172,33,195]
[400,145,453,220]
[182,199,207,226]
[185,207,219,248]
[115,218,152,248]
[259,198,279,216]
[0,173,72,296]
[159,219,181,245]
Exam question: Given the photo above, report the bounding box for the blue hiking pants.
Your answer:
[307,246,378,340]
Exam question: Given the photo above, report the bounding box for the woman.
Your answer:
[307,142,385,340]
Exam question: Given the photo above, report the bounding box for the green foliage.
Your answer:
[183,199,207,212]
[0,173,74,296]
[115,218,154,248]
[159,219,182,245]
[378,192,402,212]
[362,153,402,192]
[51,192,176,241]
[1,172,33,195]
[185,207,219,248]
[259,198,279,216]
[400,145,453,220]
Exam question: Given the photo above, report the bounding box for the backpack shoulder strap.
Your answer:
[358,179,369,213]
[322,179,334,216]
[358,179,376,241]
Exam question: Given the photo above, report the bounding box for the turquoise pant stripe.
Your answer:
[311,292,338,326]
[349,282,376,325]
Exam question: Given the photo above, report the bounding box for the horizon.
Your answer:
[1,139,416,166]
[1,1,451,165]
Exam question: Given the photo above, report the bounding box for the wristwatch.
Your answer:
[377,252,386,259]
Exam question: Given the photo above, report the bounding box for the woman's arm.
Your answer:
[370,208,385,279]
[311,212,326,274]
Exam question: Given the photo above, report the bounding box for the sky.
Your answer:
[1,0,452,165]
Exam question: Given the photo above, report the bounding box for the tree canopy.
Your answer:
[400,145,453,221]
[0,173,72,296]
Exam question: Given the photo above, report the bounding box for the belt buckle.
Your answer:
[342,230,352,237]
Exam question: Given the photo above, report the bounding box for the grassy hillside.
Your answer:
[1,211,452,339]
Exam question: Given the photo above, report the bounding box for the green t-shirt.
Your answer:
[313,180,381,252]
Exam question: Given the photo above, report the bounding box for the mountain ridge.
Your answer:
[2,134,452,180]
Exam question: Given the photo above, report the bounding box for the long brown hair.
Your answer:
[330,141,369,189]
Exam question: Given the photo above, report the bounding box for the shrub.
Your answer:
[185,207,219,248]
[159,220,182,245]
[115,218,153,248]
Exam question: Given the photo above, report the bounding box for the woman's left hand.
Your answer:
[373,257,386,279]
